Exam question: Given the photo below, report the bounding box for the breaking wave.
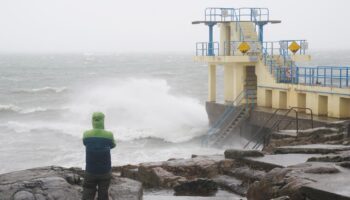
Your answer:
[66,78,208,143]
[0,104,56,114]
[16,87,67,93]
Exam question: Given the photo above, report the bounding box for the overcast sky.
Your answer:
[0,0,349,53]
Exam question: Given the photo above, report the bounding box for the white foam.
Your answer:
[66,78,208,143]
[17,86,67,93]
[0,104,60,114]
[0,104,21,112]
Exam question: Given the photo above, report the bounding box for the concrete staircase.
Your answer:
[239,22,258,41]
[245,66,257,103]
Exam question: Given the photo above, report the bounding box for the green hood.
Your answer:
[92,112,105,129]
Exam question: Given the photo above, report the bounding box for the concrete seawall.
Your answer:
[206,102,335,140]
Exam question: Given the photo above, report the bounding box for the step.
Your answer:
[273,144,350,154]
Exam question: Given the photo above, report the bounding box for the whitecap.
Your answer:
[16,87,67,93]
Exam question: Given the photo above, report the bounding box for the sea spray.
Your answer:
[67,78,208,142]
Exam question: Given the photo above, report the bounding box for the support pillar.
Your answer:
[206,22,216,56]
[220,23,231,56]
[257,22,267,43]
[232,64,246,105]
[208,64,216,102]
[224,64,234,103]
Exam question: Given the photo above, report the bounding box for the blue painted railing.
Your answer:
[224,41,261,56]
[204,8,269,22]
[273,66,350,88]
[237,8,269,22]
[196,42,220,56]
[203,89,256,146]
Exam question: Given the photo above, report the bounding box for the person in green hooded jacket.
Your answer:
[82,112,116,200]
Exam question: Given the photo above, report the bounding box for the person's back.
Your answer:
[82,112,116,200]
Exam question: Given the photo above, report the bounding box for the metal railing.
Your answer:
[280,40,308,56]
[196,42,219,56]
[224,41,261,56]
[204,8,269,22]
[203,89,256,146]
[297,66,350,88]
[244,107,314,150]
[237,8,269,22]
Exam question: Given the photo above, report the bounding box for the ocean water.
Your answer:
[0,53,227,174]
[0,51,349,174]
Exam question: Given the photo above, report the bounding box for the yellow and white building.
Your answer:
[193,8,350,119]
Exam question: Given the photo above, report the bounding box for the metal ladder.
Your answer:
[203,90,256,147]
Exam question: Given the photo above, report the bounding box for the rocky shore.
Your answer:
[1,121,350,200]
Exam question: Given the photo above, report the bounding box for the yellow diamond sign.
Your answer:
[288,41,300,54]
[238,42,250,54]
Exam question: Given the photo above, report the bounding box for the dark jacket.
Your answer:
[83,112,116,174]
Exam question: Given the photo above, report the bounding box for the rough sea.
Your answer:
[0,51,349,174]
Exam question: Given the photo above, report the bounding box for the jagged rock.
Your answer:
[337,161,350,169]
[174,178,218,196]
[297,127,339,138]
[307,151,350,162]
[274,144,350,154]
[326,121,349,132]
[121,165,139,181]
[163,156,228,178]
[271,196,290,200]
[138,166,186,188]
[247,162,350,200]
[224,149,264,159]
[247,167,312,200]
[13,191,35,200]
[265,126,348,151]
[65,173,82,185]
[212,175,247,196]
[271,131,297,139]
[132,155,235,188]
[0,166,143,200]
[226,166,266,183]
[304,166,340,174]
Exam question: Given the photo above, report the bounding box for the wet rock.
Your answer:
[247,167,312,200]
[307,151,350,162]
[109,177,143,200]
[274,144,350,154]
[337,161,350,169]
[224,149,264,159]
[297,127,339,138]
[138,166,186,188]
[266,126,348,151]
[121,165,139,181]
[134,155,235,188]
[13,191,35,200]
[0,166,143,200]
[174,178,218,196]
[163,155,233,178]
[65,173,82,185]
[212,175,247,196]
[326,120,349,132]
[226,166,266,183]
[271,196,290,200]
[304,166,340,174]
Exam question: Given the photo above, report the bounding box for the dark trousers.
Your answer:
[82,172,111,200]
